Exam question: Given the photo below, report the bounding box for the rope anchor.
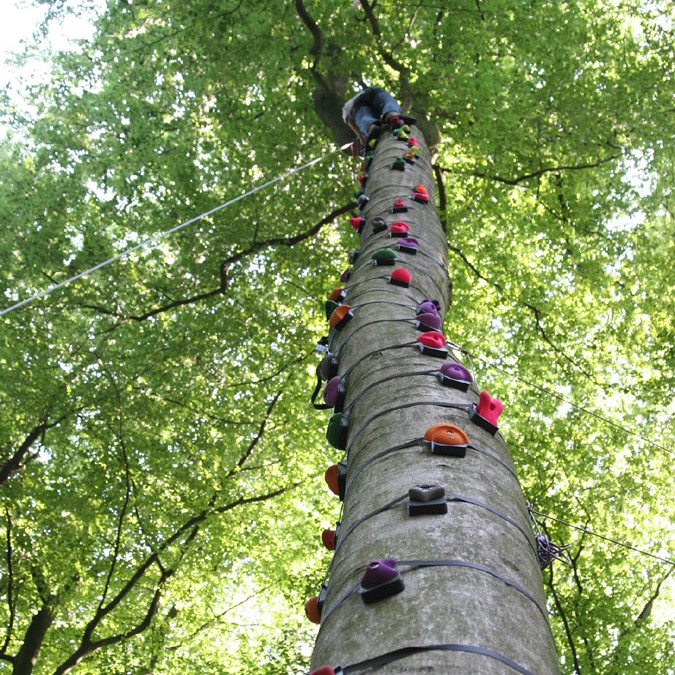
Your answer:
[527,503,572,569]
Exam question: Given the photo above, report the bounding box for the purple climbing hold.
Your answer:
[360,559,405,604]
[416,300,440,315]
[439,362,473,391]
[323,376,340,407]
[397,237,419,254]
[416,312,442,332]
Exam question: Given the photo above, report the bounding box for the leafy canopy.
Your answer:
[0,0,672,673]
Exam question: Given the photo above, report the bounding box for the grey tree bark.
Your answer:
[309,128,560,674]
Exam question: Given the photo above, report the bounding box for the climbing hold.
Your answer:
[402,149,417,163]
[470,390,503,435]
[325,464,340,495]
[324,463,347,500]
[416,312,442,332]
[305,595,321,624]
[417,331,448,358]
[416,299,440,315]
[310,667,343,675]
[424,423,470,457]
[326,412,349,450]
[357,193,369,210]
[323,376,346,412]
[327,287,346,303]
[305,585,327,624]
[408,137,420,148]
[321,528,336,551]
[392,198,408,213]
[412,184,429,203]
[348,249,360,264]
[318,354,338,381]
[350,216,365,233]
[391,156,406,171]
[329,304,353,331]
[360,559,405,604]
[340,269,351,283]
[371,217,388,234]
[408,484,448,515]
[371,247,398,266]
[323,375,339,407]
[397,237,419,254]
[394,129,409,142]
[389,267,412,288]
[387,114,405,128]
[389,221,410,237]
[439,362,473,391]
[324,461,347,500]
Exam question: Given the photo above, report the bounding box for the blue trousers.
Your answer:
[352,87,401,137]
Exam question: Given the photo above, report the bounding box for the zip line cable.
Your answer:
[0,143,352,318]
[531,508,674,567]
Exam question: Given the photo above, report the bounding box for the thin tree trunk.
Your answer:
[309,129,560,673]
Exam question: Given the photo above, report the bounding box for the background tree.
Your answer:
[0,0,672,673]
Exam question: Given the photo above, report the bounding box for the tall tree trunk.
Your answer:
[309,128,560,673]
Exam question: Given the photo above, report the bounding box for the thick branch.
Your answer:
[12,606,54,675]
[358,0,412,106]
[75,204,354,323]
[294,0,323,63]
[1,507,15,658]
[0,415,69,486]
[605,566,675,672]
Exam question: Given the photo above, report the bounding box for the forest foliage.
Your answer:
[0,0,673,673]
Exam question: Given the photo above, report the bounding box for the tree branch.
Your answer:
[97,366,133,615]
[226,391,283,478]
[1,507,16,659]
[13,605,55,675]
[545,564,581,675]
[50,484,296,674]
[438,153,620,186]
[523,301,599,383]
[73,204,354,324]
[0,414,70,487]
[358,0,413,107]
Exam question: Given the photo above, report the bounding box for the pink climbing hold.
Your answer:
[350,216,365,231]
[417,331,446,349]
[392,198,408,213]
[476,390,503,426]
[389,221,410,236]
[389,267,412,287]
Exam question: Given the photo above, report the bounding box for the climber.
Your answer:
[342,87,416,149]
